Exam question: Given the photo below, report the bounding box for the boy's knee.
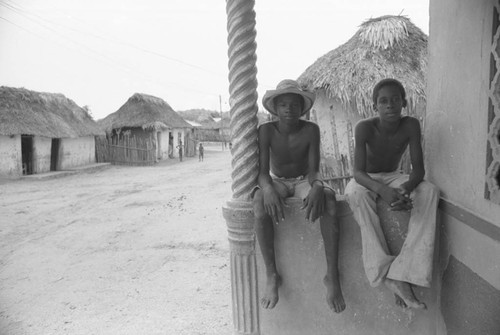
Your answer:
[324,189,337,217]
[417,181,440,196]
[348,186,373,201]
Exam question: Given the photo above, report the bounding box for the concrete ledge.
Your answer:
[67,162,111,173]
[256,197,444,335]
[21,163,111,180]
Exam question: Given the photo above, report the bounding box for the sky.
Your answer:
[0,0,429,120]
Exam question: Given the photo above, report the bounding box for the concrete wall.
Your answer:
[256,198,445,335]
[0,135,21,178]
[426,0,500,333]
[426,0,500,223]
[59,136,96,170]
[33,136,52,174]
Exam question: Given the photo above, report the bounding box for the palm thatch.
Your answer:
[100,93,192,131]
[298,15,427,117]
[0,86,104,137]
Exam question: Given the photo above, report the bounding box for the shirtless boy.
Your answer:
[252,79,345,313]
[345,78,439,310]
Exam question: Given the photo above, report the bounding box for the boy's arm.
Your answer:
[352,121,409,209]
[306,123,322,187]
[303,123,325,221]
[257,125,273,189]
[399,118,425,194]
[352,121,384,193]
[257,124,285,223]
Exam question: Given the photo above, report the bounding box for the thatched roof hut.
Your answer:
[100,93,192,131]
[0,86,104,137]
[0,86,104,177]
[298,15,427,118]
[99,93,194,162]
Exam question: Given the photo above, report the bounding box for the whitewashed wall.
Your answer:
[59,136,96,170]
[0,135,21,177]
[426,0,500,289]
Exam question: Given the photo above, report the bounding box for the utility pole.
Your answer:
[220,94,224,151]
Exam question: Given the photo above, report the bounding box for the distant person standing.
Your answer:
[177,140,183,162]
[199,143,204,161]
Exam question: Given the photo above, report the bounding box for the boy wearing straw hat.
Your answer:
[252,79,345,313]
[345,78,439,310]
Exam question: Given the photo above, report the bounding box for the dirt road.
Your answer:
[0,145,234,335]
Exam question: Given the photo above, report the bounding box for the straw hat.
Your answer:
[262,79,315,116]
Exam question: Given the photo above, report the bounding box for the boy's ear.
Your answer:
[402,99,407,108]
[373,103,378,112]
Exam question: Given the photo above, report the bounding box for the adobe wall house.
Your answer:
[0,86,104,178]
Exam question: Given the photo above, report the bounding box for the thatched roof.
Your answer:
[0,86,104,137]
[100,93,192,131]
[298,15,427,117]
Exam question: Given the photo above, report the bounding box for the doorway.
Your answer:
[168,132,174,158]
[21,135,34,175]
[51,138,60,171]
[156,131,162,159]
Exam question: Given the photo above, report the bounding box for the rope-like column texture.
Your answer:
[226,0,259,201]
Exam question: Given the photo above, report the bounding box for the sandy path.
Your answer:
[0,145,234,335]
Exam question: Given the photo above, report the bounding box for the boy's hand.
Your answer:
[262,187,286,224]
[398,182,413,196]
[379,185,413,211]
[301,184,325,222]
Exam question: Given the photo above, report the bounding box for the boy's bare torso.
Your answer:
[360,116,415,173]
[262,120,315,178]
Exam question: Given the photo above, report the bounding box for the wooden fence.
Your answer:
[321,154,352,195]
[96,136,156,166]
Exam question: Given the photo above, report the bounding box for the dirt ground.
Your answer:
[0,144,234,335]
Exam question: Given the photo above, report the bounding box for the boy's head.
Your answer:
[372,78,407,108]
[262,79,315,117]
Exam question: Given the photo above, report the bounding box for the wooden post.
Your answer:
[222,0,260,334]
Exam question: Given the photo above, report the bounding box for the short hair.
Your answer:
[372,78,407,104]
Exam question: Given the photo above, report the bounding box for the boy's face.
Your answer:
[274,93,303,121]
[373,85,406,122]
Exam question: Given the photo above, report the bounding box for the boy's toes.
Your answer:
[395,294,407,308]
[260,296,278,309]
[333,300,346,313]
[327,300,344,313]
[267,298,278,309]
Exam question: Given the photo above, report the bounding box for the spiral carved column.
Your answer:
[226,0,259,201]
[223,0,260,334]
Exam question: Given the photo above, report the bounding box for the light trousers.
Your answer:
[345,172,439,287]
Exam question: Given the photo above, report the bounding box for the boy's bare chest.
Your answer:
[367,133,408,156]
[270,131,309,158]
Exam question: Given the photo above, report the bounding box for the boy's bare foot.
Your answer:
[395,294,407,308]
[384,278,426,310]
[261,273,281,309]
[323,276,346,313]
